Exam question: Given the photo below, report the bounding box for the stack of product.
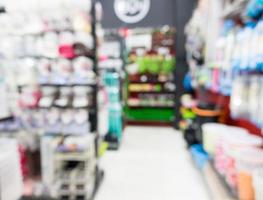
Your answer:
[202,123,263,200]
[99,31,124,149]
[0,0,104,198]
[187,123,263,200]
[125,27,176,124]
[99,31,124,72]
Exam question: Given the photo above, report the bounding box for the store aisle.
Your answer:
[96,126,211,200]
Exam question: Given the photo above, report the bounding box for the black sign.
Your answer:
[100,0,176,28]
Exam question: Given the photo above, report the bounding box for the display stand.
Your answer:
[0,0,103,199]
[124,27,176,126]
[39,1,104,199]
[99,30,126,150]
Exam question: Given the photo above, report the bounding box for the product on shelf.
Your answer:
[236,148,263,200]
[190,102,224,144]
[230,75,263,128]
[127,94,175,108]
[0,31,94,60]
[214,126,262,190]
[246,0,263,19]
[127,54,175,76]
[185,1,263,96]
[202,123,229,156]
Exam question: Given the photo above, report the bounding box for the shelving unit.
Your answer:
[40,1,104,199]
[124,27,176,125]
[99,30,126,150]
[183,1,263,200]
[0,0,104,199]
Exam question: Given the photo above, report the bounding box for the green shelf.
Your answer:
[124,107,174,122]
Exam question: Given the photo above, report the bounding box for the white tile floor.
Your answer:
[95,126,211,200]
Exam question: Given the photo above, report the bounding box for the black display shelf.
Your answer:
[39,83,97,87]
[17,55,58,60]
[129,80,171,84]
[129,90,175,94]
[37,106,95,111]
[128,105,174,109]
[0,116,14,122]
[16,53,95,60]
[44,132,96,136]
[6,29,78,37]
[20,197,57,200]
[125,120,173,127]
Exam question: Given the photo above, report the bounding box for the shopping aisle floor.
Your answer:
[95,126,210,200]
